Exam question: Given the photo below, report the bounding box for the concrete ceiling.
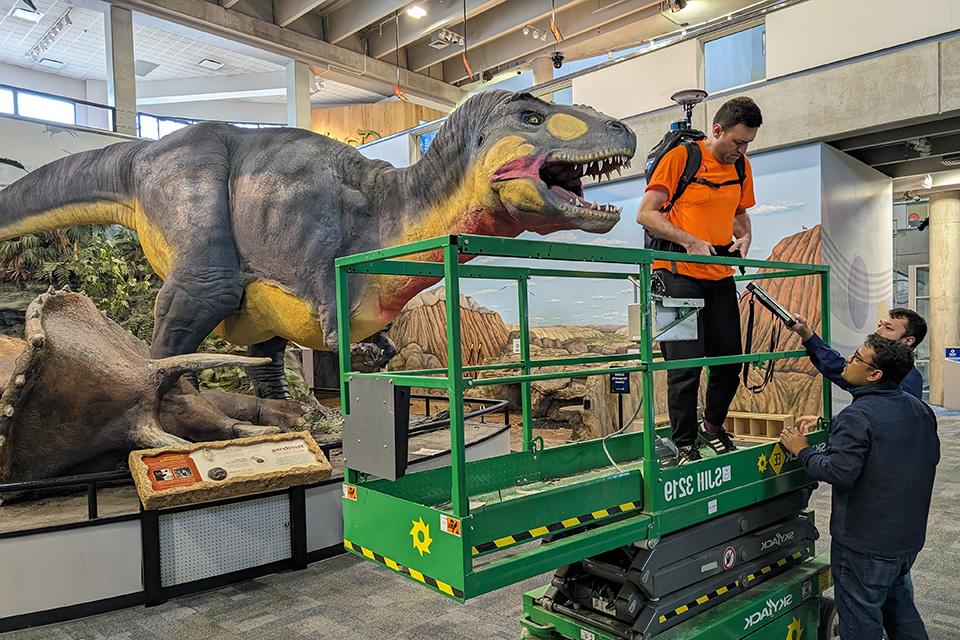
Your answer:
[3,0,771,111]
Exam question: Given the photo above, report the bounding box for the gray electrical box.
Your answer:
[343,377,411,480]
[628,297,704,343]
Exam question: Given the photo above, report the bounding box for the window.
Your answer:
[138,113,160,139]
[157,118,189,138]
[0,88,13,114]
[704,24,765,94]
[17,91,75,125]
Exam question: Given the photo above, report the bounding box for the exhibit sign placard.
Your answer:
[130,432,331,510]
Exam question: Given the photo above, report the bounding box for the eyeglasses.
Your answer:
[849,349,877,369]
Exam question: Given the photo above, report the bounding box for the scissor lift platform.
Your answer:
[335,235,831,601]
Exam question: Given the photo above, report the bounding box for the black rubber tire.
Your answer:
[820,595,840,640]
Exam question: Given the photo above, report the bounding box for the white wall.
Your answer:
[143,99,285,124]
[0,63,87,101]
[571,40,701,120]
[766,0,960,78]
[819,144,894,408]
[358,132,415,166]
[0,521,142,618]
[0,114,130,189]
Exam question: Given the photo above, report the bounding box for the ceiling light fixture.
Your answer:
[197,58,224,71]
[26,9,72,62]
[406,5,427,19]
[310,75,325,94]
[12,7,42,22]
[921,173,934,189]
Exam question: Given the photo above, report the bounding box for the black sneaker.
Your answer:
[678,445,703,465]
[699,426,737,454]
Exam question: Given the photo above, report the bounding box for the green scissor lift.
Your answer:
[335,234,834,637]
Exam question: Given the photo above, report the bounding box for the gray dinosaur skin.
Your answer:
[0,91,636,398]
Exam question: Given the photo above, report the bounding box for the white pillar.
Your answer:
[104,6,137,136]
[928,191,960,405]
[286,61,312,129]
[532,56,554,102]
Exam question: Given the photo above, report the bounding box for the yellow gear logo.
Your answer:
[786,615,804,640]
[757,453,769,473]
[410,517,433,556]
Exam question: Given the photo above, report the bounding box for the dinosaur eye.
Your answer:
[523,112,544,126]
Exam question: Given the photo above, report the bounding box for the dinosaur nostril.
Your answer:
[606,120,627,132]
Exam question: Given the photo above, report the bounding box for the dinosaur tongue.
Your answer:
[490,155,546,181]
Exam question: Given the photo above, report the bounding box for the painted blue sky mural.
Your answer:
[458,144,823,326]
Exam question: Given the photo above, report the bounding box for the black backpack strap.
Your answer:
[661,142,702,212]
[734,155,746,185]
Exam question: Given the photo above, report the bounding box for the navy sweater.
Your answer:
[798,382,939,556]
[803,334,923,400]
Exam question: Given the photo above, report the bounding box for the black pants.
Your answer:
[655,270,742,448]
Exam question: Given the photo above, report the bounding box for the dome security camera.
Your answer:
[551,52,564,69]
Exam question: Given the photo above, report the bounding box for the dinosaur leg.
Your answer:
[150,268,245,363]
[245,336,292,400]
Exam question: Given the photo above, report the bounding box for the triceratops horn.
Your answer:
[148,353,272,380]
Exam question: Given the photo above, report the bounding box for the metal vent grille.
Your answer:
[159,494,290,586]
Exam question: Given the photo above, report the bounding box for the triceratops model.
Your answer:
[0,289,310,483]
[0,91,635,398]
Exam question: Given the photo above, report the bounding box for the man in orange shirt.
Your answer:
[636,97,762,464]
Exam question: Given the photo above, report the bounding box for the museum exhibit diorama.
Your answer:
[0,0,956,638]
[0,86,840,639]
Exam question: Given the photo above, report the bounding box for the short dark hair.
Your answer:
[713,97,763,129]
[889,308,927,348]
[865,334,914,384]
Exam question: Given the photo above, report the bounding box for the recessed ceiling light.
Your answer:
[38,58,64,69]
[12,7,42,21]
[406,5,427,19]
[135,59,160,77]
[197,58,224,71]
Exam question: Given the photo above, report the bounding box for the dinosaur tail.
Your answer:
[0,141,146,240]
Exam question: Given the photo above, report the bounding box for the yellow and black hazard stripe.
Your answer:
[471,500,641,556]
[744,549,805,584]
[658,578,741,624]
[656,549,807,625]
[344,539,464,599]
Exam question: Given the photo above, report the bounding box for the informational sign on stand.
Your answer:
[609,372,631,394]
[130,432,331,510]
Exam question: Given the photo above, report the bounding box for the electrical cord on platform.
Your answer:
[601,373,644,473]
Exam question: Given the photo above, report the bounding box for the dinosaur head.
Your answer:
[470,92,636,234]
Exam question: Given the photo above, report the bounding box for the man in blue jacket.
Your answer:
[787,308,926,399]
[780,334,939,640]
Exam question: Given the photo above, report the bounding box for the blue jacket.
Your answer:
[798,381,939,556]
[802,334,923,400]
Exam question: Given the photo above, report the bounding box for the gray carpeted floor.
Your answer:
[6,415,959,640]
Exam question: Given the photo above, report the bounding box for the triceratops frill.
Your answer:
[0,288,297,483]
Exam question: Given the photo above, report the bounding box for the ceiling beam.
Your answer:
[326,1,410,44]
[406,0,584,73]
[849,132,960,167]
[830,116,960,152]
[365,0,507,61]
[885,155,960,179]
[136,71,286,104]
[103,0,466,108]
[443,0,662,83]
[273,0,330,28]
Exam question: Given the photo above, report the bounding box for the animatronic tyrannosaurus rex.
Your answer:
[0,91,636,398]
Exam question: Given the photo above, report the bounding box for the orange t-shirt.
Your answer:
[646,140,755,280]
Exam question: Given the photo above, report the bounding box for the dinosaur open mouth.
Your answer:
[491,150,633,226]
